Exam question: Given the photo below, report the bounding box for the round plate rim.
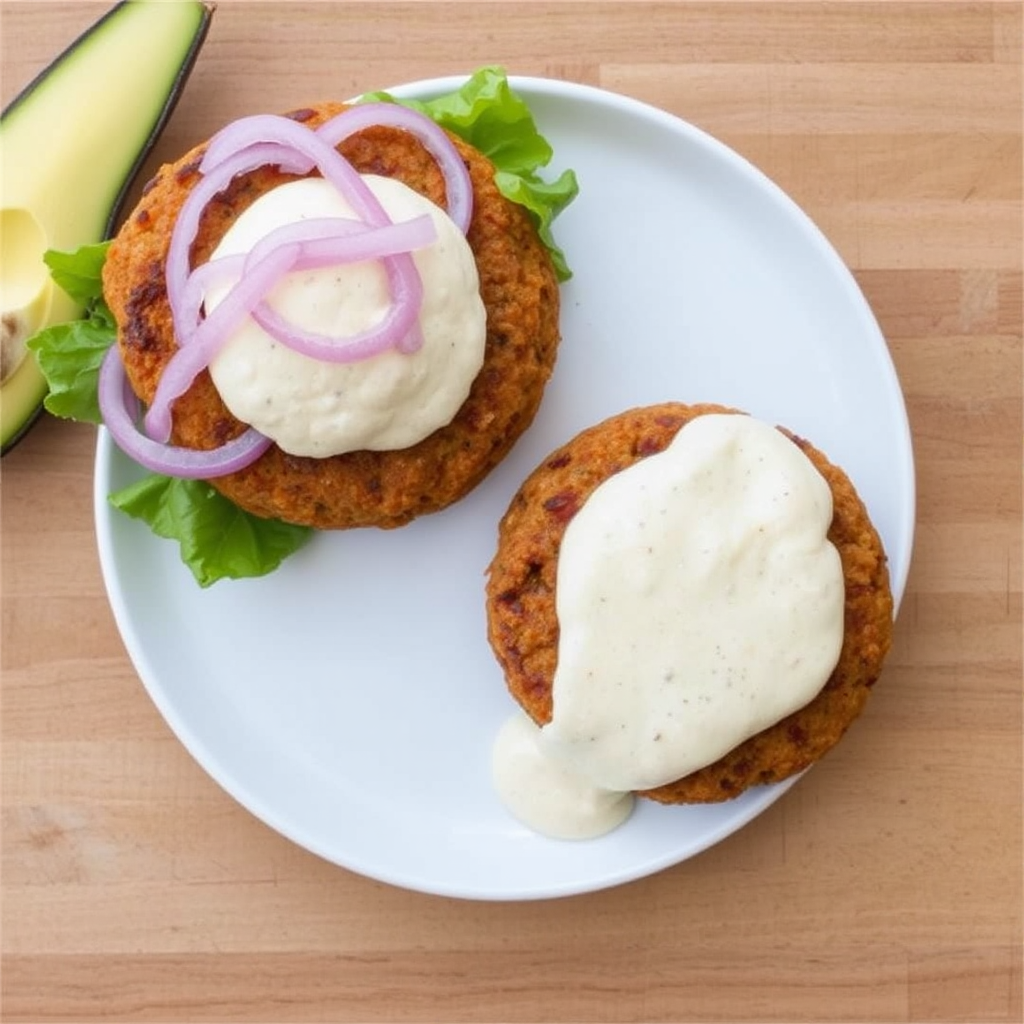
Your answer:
[93,74,915,901]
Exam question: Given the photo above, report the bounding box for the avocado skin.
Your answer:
[0,395,44,457]
[0,1,214,456]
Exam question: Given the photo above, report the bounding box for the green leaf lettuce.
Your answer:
[363,65,579,280]
[26,243,314,588]
[109,475,313,588]
[43,242,110,304]
[26,241,112,423]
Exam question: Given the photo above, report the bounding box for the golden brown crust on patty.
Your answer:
[103,103,561,529]
[484,402,894,804]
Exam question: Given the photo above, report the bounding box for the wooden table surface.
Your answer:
[2,2,1021,1021]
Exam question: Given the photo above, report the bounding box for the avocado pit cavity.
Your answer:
[0,207,51,383]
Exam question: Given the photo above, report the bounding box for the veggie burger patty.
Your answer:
[485,402,894,804]
[103,102,561,530]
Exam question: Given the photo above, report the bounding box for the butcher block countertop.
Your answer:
[2,2,1021,1021]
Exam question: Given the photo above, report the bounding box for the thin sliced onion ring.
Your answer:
[151,213,438,441]
[175,214,430,344]
[315,102,473,234]
[144,105,468,473]
[177,253,246,342]
[193,114,427,351]
[99,344,272,479]
[243,213,437,363]
[166,143,307,342]
[242,212,435,272]
[147,242,301,443]
[200,114,396,223]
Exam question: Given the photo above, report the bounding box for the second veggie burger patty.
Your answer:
[485,402,894,804]
[103,102,562,530]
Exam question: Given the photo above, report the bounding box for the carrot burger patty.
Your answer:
[485,402,894,804]
[103,102,561,530]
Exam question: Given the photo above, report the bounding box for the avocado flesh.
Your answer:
[0,0,212,454]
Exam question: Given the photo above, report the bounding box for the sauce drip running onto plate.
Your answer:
[493,414,845,839]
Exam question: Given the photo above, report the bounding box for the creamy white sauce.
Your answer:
[492,413,845,838]
[204,175,486,457]
[492,711,634,840]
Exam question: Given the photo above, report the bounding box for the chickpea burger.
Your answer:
[486,403,894,838]
[31,69,577,585]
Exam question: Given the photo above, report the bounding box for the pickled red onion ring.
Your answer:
[166,144,306,341]
[242,212,435,273]
[315,102,473,234]
[147,242,300,443]
[177,253,246,341]
[194,114,426,353]
[198,105,472,234]
[98,344,272,479]
[141,105,467,475]
[177,215,435,349]
[244,213,437,363]
[200,114,395,223]
[149,215,438,441]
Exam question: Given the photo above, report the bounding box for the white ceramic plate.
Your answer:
[95,76,914,901]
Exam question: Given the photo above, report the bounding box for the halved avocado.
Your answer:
[0,0,213,454]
